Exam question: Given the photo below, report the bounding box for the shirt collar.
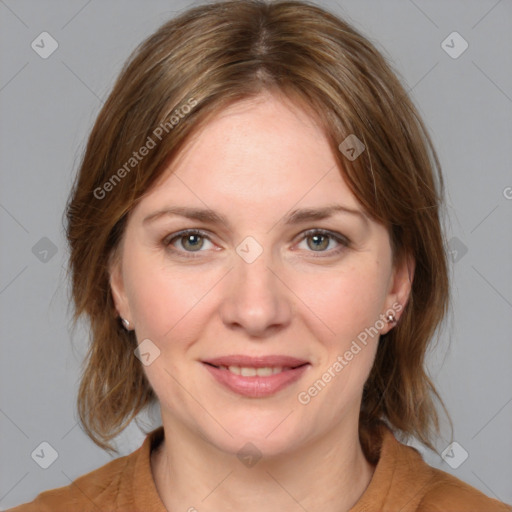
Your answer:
[127,422,433,512]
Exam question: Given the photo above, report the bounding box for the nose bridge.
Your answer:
[234,234,279,302]
[220,234,291,334]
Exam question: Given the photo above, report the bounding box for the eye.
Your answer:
[163,228,350,259]
[164,229,215,257]
[295,229,350,257]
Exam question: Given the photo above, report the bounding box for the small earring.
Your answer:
[386,313,396,324]
[121,317,131,330]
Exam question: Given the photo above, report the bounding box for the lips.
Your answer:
[201,355,310,398]
[202,355,309,368]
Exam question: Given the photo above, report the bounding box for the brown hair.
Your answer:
[65,0,452,455]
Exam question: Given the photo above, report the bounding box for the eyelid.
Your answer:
[292,228,350,258]
[294,228,350,246]
[163,228,215,254]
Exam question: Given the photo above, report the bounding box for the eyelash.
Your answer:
[163,228,350,259]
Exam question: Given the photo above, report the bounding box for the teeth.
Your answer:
[219,365,285,376]
[240,366,257,377]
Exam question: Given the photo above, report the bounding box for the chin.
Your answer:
[203,407,307,458]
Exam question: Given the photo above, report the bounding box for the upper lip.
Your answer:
[202,355,310,368]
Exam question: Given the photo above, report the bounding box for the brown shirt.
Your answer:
[7,424,511,511]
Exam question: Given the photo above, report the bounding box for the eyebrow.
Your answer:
[143,204,368,228]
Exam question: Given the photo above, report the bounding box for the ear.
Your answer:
[380,251,415,335]
[108,248,133,325]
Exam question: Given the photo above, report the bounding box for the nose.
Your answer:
[219,245,292,338]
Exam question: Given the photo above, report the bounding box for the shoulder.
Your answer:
[355,423,512,512]
[5,426,165,512]
[393,435,512,512]
[416,467,512,512]
[5,453,132,512]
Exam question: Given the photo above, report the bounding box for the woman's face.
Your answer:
[110,91,413,457]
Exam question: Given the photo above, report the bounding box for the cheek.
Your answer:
[294,264,387,408]
[123,250,208,340]
[293,260,388,342]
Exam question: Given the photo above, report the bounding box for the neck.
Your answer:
[151,417,376,512]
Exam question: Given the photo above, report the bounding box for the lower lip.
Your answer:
[203,363,310,398]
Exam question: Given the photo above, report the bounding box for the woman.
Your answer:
[8,0,511,510]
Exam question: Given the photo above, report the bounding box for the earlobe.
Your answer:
[381,253,415,335]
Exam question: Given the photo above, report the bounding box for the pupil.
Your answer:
[184,234,202,251]
[309,234,328,251]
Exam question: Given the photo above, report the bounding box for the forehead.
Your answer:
[135,92,362,218]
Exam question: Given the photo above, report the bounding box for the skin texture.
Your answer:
[109,91,414,512]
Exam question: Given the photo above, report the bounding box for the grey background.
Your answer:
[1,0,511,508]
